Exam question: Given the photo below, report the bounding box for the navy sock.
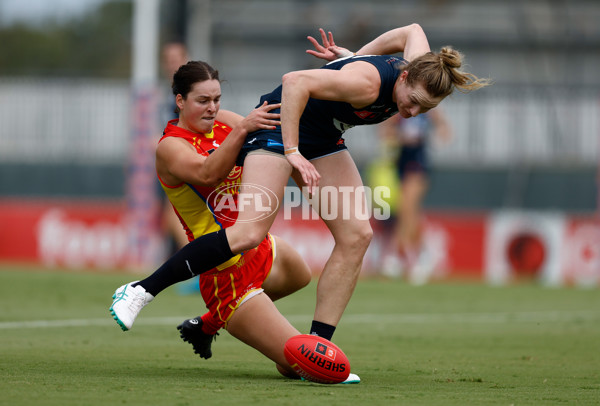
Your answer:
[136,229,233,296]
[310,320,336,341]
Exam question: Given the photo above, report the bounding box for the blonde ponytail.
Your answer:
[405,47,490,98]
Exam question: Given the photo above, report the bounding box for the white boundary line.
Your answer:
[1,311,599,330]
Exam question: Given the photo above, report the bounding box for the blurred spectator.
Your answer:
[379,108,452,283]
[159,42,189,127]
[158,42,190,254]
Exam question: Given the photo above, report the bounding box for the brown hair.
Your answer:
[404,47,490,98]
[172,61,220,113]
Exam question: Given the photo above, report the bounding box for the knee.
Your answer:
[339,224,373,253]
[298,265,312,288]
[358,226,374,250]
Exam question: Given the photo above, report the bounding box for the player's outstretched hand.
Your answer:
[241,101,281,132]
[306,28,354,61]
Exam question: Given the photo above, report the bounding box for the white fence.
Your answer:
[0,78,130,164]
[430,86,600,167]
[0,79,597,168]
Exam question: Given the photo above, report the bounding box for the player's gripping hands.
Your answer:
[242,101,281,132]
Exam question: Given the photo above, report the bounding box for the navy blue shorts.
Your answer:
[236,130,348,166]
[396,143,429,179]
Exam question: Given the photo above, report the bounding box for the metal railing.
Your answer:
[0,78,130,164]
[0,79,597,168]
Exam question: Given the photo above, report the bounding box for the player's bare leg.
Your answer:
[293,151,373,328]
[396,171,428,272]
[226,292,300,376]
[223,152,292,254]
[261,235,312,301]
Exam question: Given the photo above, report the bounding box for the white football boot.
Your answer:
[109,281,154,331]
[340,373,361,384]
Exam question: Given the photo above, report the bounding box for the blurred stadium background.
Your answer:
[0,0,598,286]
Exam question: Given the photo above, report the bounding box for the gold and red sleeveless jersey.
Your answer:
[158,119,243,269]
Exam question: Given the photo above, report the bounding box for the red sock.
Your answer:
[200,313,222,335]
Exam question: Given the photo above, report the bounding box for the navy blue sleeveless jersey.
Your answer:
[238,55,406,163]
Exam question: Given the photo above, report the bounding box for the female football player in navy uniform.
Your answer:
[112,24,489,348]
[188,24,488,340]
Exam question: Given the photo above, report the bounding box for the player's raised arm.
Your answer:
[355,23,430,61]
[306,28,353,61]
[306,24,431,63]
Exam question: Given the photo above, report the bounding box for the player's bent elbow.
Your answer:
[203,176,225,188]
[281,71,304,89]
[408,23,427,40]
[281,72,295,84]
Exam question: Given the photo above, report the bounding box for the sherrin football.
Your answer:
[284,334,350,384]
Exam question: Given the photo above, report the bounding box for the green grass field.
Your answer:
[1,266,599,406]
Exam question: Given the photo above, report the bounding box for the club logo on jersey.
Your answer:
[227,165,243,180]
[355,110,377,120]
[386,56,407,70]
